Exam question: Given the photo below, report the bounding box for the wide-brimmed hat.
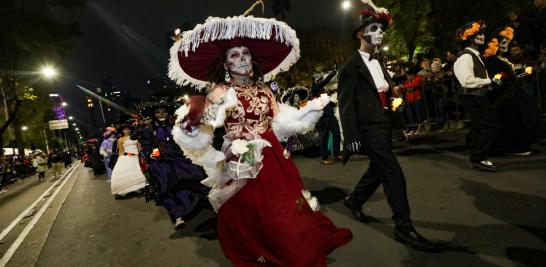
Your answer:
[352,0,393,39]
[168,15,300,89]
[103,127,117,138]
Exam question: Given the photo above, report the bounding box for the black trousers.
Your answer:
[458,95,500,162]
[350,122,411,226]
[318,118,341,160]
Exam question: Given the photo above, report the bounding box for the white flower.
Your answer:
[231,139,249,155]
[308,197,320,211]
[301,189,312,200]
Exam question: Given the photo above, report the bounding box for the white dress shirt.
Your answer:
[453,47,492,88]
[358,50,390,92]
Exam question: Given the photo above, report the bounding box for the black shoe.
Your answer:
[343,197,368,223]
[394,226,444,253]
[469,160,498,172]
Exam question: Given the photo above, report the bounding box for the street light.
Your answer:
[22,126,28,131]
[72,123,76,126]
[68,116,74,120]
[341,0,351,10]
[383,46,389,51]
[61,102,68,107]
[40,66,58,79]
[75,128,79,130]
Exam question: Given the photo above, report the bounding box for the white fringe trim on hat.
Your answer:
[168,16,300,90]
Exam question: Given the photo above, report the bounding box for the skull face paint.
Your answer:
[154,108,168,122]
[363,23,385,46]
[224,46,253,76]
[474,33,485,45]
[499,37,510,53]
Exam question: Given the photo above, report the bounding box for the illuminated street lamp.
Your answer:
[40,66,58,79]
[75,128,79,131]
[341,0,351,10]
[22,126,28,131]
[61,102,68,107]
[72,123,76,126]
[383,46,389,51]
[68,116,74,120]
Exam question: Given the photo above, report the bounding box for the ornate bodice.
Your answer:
[225,85,274,135]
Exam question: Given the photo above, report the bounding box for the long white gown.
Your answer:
[111,139,146,196]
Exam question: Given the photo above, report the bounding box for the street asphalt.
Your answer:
[2,131,545,267]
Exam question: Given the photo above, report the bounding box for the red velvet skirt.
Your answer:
[217,130,352,267]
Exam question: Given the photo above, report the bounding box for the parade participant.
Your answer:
[137,100,207,230]
[99,127,117,181]
[338,0,441,253]
[483,26,546,156]
[311,66,343,165]
[110,124,147,198]
[454,20,501,171]
[280,86,320,154]
[169,9,352,266]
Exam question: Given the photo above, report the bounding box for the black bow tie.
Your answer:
[368,53,379,61]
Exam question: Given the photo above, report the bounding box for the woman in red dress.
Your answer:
[169,15,352,266]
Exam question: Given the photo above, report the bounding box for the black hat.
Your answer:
[352,0,393,39]
[281,86,310,105]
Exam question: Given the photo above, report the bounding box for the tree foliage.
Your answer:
[0,0,84,155]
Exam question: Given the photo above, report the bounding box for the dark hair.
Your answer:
[209,48,264,84]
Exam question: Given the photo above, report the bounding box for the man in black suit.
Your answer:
[337,2,441,253]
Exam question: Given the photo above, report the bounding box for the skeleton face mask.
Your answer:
[224,46,253,76]
[474,33,485,45]
[499,37,510,53]
[363,23,385,46]
[154,108,168,122]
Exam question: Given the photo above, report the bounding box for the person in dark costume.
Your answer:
[482,26,546,156]
[138,100,207,230]
[338,0,442,253]
[454,20,502,171]
[311,66,343,165]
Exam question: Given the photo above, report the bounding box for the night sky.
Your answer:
[56,0,351,133]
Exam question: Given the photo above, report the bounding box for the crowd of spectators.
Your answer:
[0,149,75,192]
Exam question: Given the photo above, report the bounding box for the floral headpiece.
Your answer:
[456,20,485,41]
[499,27,514,41]
[483,38,499,58]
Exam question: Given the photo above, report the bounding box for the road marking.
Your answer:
[0,162,80,267]
[0,163,78,242]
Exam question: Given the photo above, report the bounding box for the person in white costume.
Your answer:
[111,125,146,197]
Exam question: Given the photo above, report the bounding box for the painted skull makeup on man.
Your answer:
[474,33,485,45]
[155,108,168,122]
[224,46,253,75]
[499,38,510,53]
[364,23,385,46]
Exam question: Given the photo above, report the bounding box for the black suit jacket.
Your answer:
[337,52,394,161]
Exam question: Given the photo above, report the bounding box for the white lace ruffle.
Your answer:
[207,133,271,212]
